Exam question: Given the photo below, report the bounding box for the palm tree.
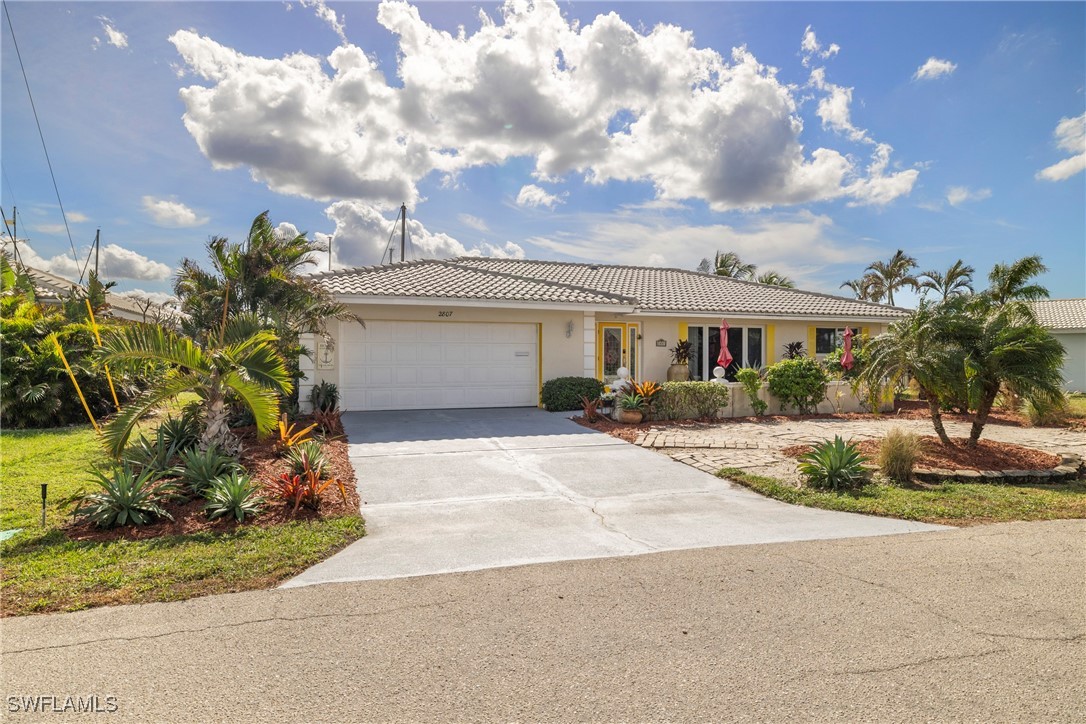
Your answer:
[755,271,796,288]
[99,317,292,457]
[840,274,886,303]
[713,251,756,280]
[861,301,963,445]
[958,299,1064,447]
[985,255,1049,306]
[918,260,975,301]
[864,250,918,306]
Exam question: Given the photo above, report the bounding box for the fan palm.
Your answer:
[864,250,918,306]
[713,251,757,280]
[918,260,975,300]
[99,318,292,457]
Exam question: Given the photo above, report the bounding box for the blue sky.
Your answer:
[2,1,1083,306]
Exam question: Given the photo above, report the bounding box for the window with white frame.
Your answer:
[815,327,860,355]
[686,325,764,381]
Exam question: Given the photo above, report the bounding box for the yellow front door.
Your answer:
[597,323,639,384]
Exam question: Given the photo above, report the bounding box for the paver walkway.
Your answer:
[634,417,1086,479]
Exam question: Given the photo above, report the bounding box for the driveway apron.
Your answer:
[283,408,944,587]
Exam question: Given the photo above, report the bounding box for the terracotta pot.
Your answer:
[667,363,690,382]
[616,408,643,424]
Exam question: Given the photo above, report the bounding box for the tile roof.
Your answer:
[18,264,172,320]
[454,258,909,319]
[316,257,907,319]
[1029,299,1086,330]
[311,259,636,307]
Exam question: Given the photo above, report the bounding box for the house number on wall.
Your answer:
[438,311,453,317]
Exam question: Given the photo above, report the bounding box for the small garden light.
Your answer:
[40,483,47,527]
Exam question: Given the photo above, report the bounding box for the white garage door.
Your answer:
[339,321,539,411]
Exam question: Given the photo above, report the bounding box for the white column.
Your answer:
[298,332,317,412]
[582,312,596,378]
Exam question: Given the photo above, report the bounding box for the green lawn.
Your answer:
[0,425,365,617]
[718,467,1086,526]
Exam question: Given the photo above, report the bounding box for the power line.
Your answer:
[2,0,80,276]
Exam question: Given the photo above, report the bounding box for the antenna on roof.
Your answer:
[400,202,406,263]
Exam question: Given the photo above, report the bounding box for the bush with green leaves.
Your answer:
[877,428,923,482]
[285,439,328,478]
[824,343,867,380]
[651,381,730,420]
[766,356,829,414]
[1021,395,1070,427]
[203,471,265,522]
[734,367,768,416]
[177,446,243,495]
[309,380,340,412]
[797,436,868,490]
[541,376,604,412]
[0,316,150,429]
[75,464,179,527]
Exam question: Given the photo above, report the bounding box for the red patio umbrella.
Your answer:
[841,327,854,371]
[717,319,733,370]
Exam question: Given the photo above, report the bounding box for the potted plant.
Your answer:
[668,339,692,381]
[616,393,645,424]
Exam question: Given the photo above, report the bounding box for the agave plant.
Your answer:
[177,446,242,496]
[796,436,868,491]
[203,471,265,522]
[76,464,178,527]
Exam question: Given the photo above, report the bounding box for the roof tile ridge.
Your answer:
[309,258,437,280]
[442,259,638,304]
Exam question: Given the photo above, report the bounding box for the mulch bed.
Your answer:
[64,419,360,543]
[781,438,1061,472]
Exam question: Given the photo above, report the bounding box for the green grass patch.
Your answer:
[1,424,365,617]
[717,467,1086,526]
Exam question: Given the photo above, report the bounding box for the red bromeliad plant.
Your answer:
[270,465,348,512]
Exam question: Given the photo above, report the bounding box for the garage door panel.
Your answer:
[340,321,538,411]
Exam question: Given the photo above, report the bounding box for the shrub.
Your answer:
[824,344,867,380]
[1021,395,1070,427]
[877,428,923,482]
[797,436,868,490]
[285,439,328,478]
[76,464,178,527]
[309,381,340,412]
[652,381,730,421]
[766,357,828,414]
[541,376,604,411]
[177,446,242,495]
[734,367,768,416]
[203,471,265,522]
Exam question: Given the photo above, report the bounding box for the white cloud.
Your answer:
[808,67,868,143]
[323,201,523,267]
[116,289,178,307]
[141,196,209,228]
[946,186,992,206]
[800,26,839,67]
[516,184,564,209]
[170,1,917,215]
[457,213,490,232]
[913,57,957,81]
[1036,113,1086,182]
[31,223,68,235]
[67,212,89,223]
[528,210,875,290]
[94,16,128,49]
[844,143,920,206]
[16,241,171,281]
[299,0,347,44]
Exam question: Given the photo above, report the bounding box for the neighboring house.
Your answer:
[1029,299,1086,393]
[306,257,908,412]
[18,264,176,323]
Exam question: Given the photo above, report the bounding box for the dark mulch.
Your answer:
[780,437,1061,472]
[64,421,360,543]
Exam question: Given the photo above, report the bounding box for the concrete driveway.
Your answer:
[284,408,943,587]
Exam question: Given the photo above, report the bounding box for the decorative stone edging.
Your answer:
[905,454,1084,484]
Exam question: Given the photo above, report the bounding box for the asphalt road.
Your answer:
[3,520,1084,722]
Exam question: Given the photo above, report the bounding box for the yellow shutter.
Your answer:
[678,322,688,342]
[807,326,816,357]
[861,327,869,344]
[766,324,775,365]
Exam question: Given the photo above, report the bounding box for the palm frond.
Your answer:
[220,370,282,435]
[102,373,201,458]
[100,324,205,372]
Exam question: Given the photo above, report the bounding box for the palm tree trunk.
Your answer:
[967,392,997,449]
[202,383,240,455]
[925,395,954,446]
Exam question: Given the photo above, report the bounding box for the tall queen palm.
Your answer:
[99,316,291,457]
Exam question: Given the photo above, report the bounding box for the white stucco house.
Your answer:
[1030,298,1086,393]
[303,257,908,412]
